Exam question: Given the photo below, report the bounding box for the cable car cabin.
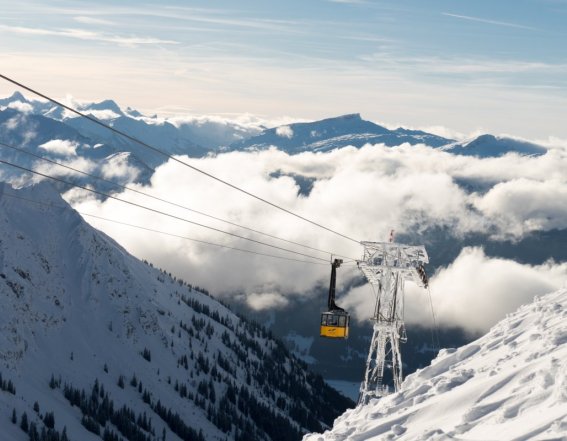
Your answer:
[320,311,350,339]
[320,258,350,339]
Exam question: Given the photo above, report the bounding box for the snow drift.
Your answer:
[305,287,567,440]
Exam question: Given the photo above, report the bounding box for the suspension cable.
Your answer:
[0,140,356,261]
[427,286,441,351]
[0,157,332,262]
[0,74,361,244]
[0,192,327,265]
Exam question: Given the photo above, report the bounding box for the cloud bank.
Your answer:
[408,247,567,334]
[65,143,567,332]
[344,247,567,334]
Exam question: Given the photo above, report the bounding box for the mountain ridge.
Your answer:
[0,92,550,161]
[0,182,353,441]
[442,134,547,157]
[226,113,454,154]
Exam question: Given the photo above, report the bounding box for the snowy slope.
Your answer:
[304,288,567,440]
[0,182,353,441]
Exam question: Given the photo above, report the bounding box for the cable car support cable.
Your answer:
[0,74,361,245]
[0,141,356,262]
[0,157,336,263]
[0,192,327,266]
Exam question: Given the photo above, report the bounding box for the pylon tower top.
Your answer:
[358,241,429,289]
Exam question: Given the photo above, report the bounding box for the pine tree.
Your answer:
[28,422,39,441]
[20,411,28,433]
[44,411,55,429]
[11,408,17,424]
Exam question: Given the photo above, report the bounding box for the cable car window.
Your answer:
[339,316,346,327]
[321,315,327,325]
[329,315,338,326]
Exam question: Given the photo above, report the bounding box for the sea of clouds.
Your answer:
[62,142,567,332]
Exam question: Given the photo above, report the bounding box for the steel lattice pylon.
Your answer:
[357,241,429,404]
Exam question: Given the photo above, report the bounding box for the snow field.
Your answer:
[305,288,567,440]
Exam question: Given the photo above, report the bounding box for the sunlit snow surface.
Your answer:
[305,288,567,440]
[0,183,351,441]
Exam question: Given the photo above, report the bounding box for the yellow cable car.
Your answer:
[320,258,350,339]
[320,311,350,339]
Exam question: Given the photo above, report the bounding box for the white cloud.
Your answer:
[343,247,567,335]
[73,16,116,26]
[38,139,78,156]
[62,186,97,205]
[7,101,33,113]
[0,112,38,143]
[246,292,289,311]
[67,144,567,312]
[474,178,567,237]
[86,109,121,120]
[442,13,536,31]
[0,25,178,47]
[406,248,567,334]
[2,115,22,131]
[100,153,141,182]
[535,136,567,152]
[340,284,376,324]
[276,125,294,138]
[33,157,96,178]
[413,125,483,141]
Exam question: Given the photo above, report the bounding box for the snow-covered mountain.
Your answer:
[1,92,551,190]
[0,91,259,157]
[304,287,567,440]
[0,183,353,441]
[227,114,552,158]
[0,107,154,189]
[0,92,263,190]
[227,114,453,153]
[442,134,548,158]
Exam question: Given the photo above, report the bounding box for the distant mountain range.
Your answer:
[0,92,549,172]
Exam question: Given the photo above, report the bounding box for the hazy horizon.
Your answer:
[2,0,567,139]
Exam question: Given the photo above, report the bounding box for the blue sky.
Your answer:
[1,0,566,138]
